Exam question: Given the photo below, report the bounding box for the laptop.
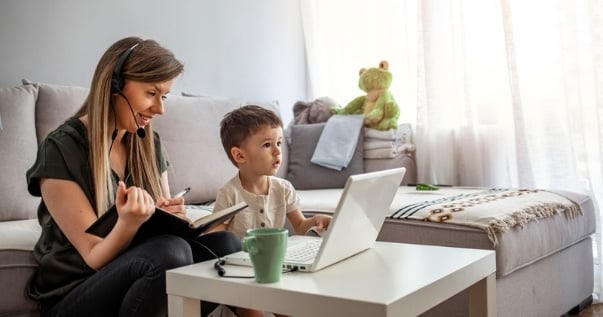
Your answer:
[223,167,406,272]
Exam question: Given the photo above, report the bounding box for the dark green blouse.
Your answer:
[26,117,168,301]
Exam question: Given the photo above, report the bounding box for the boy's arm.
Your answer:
[206,222,228,233]
[287,210,307,235]
[287,210,332,235]
[209,187,232,233]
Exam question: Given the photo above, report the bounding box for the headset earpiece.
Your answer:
[110,77,123,94]
[111,43,140,94]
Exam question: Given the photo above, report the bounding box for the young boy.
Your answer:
[214,105,331,238]
[214,105,331,317]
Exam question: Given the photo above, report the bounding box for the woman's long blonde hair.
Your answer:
[75,37,184,215]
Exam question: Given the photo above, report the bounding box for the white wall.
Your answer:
[0,0,307,124]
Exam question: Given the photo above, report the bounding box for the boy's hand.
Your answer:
[311,214,332,232]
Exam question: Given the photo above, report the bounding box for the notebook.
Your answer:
[223,167,406,272]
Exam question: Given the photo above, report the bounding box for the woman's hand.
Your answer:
[115,181,155,227]
[156,196,186,218]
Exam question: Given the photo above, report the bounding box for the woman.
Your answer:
[26,36,240,317]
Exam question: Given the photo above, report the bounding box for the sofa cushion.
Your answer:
[364,154,417,185]
[286,123,364,189]
[154,95,289,203]
[0,85,40,221]
[0,219,41,315]
[22,80,89,143]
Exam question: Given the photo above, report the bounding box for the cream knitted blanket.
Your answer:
[391,188,582,246]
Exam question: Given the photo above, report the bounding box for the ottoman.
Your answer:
[297,187,595,317]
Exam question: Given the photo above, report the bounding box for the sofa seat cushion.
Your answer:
[0,219,40,251]
[297,187,595,278]
[0,219,41,315]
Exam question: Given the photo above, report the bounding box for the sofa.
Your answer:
[0,81,594,317]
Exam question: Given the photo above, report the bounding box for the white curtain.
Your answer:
[301,0,603,301]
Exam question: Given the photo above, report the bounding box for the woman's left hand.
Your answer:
[157,196,186,217]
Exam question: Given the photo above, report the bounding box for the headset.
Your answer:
[111,43,139,94]
[187,238,254,278]
[110,42,146,138]
[214,258,227,277]
[211,246,296,278]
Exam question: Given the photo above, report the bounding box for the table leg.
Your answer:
[168,294,200,317]
[468,273,496,317]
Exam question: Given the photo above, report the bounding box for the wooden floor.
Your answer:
[579,303,603,317]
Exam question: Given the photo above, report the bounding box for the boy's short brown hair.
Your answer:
[220,105,283,166]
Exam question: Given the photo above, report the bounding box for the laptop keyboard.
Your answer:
[285,239,322,262]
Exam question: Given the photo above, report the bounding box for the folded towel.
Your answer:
[364,123,413,143]
[364,148,399,159]
[364,143,416,159]
[311,114,364,170]
[364,140,400,150]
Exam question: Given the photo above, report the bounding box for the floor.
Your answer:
[579,304,603,317]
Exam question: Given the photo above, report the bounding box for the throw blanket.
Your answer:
[311,114,364,171]
[391,188,582,246]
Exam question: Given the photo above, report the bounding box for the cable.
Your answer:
[109,105,118,153]
[187,239,254,278]
[187,239,298,278]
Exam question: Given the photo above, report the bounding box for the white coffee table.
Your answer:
[167,241,496,317]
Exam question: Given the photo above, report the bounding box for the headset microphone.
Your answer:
[117,91,147,138]
[119,91,147,138]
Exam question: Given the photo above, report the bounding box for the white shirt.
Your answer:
[214,174,300,239]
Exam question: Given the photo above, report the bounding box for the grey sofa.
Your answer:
[0,81,417,317]
[0,81,594,317]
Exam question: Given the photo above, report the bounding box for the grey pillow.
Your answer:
[22,79,89,142]
[287,123,364,189]
[0,85,40,220]
[153,95,243,204]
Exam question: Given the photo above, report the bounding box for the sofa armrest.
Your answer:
[364,153,417,185]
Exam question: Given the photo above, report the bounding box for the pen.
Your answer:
[173,187,191,198]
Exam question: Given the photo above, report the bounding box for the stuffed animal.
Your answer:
[292,96,337,124]
[332,61,400,130]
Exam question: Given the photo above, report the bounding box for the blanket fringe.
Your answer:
[485,202,582,246]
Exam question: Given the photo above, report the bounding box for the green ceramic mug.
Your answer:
[242,228,288,283]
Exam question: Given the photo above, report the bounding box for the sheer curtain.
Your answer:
[300,0,603,300]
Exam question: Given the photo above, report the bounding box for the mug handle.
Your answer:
[242,236,259,255]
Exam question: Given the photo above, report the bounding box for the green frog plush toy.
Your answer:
[332,61,400,130]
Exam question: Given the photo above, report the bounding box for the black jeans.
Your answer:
[41,231,241,317]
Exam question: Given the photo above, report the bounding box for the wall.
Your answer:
[0,0,306,124]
